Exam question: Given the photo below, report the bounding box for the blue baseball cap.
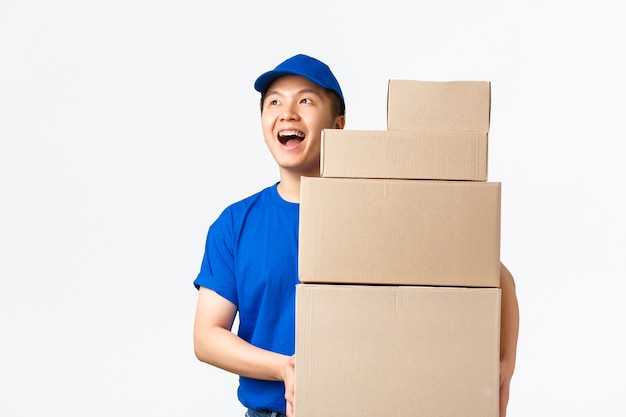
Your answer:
[254,54,344,106]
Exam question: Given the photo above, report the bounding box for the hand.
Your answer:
[283,354,296,417]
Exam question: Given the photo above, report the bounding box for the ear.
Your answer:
[334,115,346,130]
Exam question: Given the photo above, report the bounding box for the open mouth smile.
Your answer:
[278,130,305,147]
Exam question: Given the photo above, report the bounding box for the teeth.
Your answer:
[279,130,304,138]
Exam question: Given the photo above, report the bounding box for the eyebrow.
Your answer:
[265,86,323,98]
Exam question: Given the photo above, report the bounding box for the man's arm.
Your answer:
[499,262,519,417]
[193,286,294,384]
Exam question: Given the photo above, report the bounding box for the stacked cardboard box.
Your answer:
[295,80,502,417]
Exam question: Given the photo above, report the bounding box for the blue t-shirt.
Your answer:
[194,183,299,413]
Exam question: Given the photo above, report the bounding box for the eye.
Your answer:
[264,98,280,110]
[300,97,313,104]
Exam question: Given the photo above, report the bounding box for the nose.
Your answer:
[280,100,299,121]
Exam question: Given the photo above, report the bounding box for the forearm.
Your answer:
[195,325,291,382]
[500,262,519,370]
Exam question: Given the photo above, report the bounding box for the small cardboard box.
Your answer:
[387,80,491,132]
[295,284,501,417]
[320,128,488,181]
[299,177,501,287]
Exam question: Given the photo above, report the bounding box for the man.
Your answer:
[193,54,519,417]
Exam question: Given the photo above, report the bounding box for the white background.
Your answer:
[1,0,625,416]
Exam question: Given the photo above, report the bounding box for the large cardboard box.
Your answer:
[387,80,491,132]
[295,284,501,417]
[299,177,501,287]
[320,128,488,181]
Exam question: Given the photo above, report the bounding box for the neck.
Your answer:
[276,168,319,203]
[276,174,302,203]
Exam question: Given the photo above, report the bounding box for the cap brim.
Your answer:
[254,69,304,94]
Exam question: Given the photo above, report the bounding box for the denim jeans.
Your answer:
[245,409,287,417]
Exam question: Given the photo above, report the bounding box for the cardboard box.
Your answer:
[295,284,501,417]
[299,177,501,287]
[387,80,491,132]
[320,128,488,181]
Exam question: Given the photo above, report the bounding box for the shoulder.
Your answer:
[225,183,278,212]
[213,183,280,225]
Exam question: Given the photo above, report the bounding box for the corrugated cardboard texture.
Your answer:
[295,284,501,417]
[299,177,501,287]
[387,80,491,132]
[320,129,488,181]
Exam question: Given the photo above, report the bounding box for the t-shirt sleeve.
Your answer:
[193,209,238,306]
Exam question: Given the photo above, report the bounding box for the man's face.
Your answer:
[261,75,345,178]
